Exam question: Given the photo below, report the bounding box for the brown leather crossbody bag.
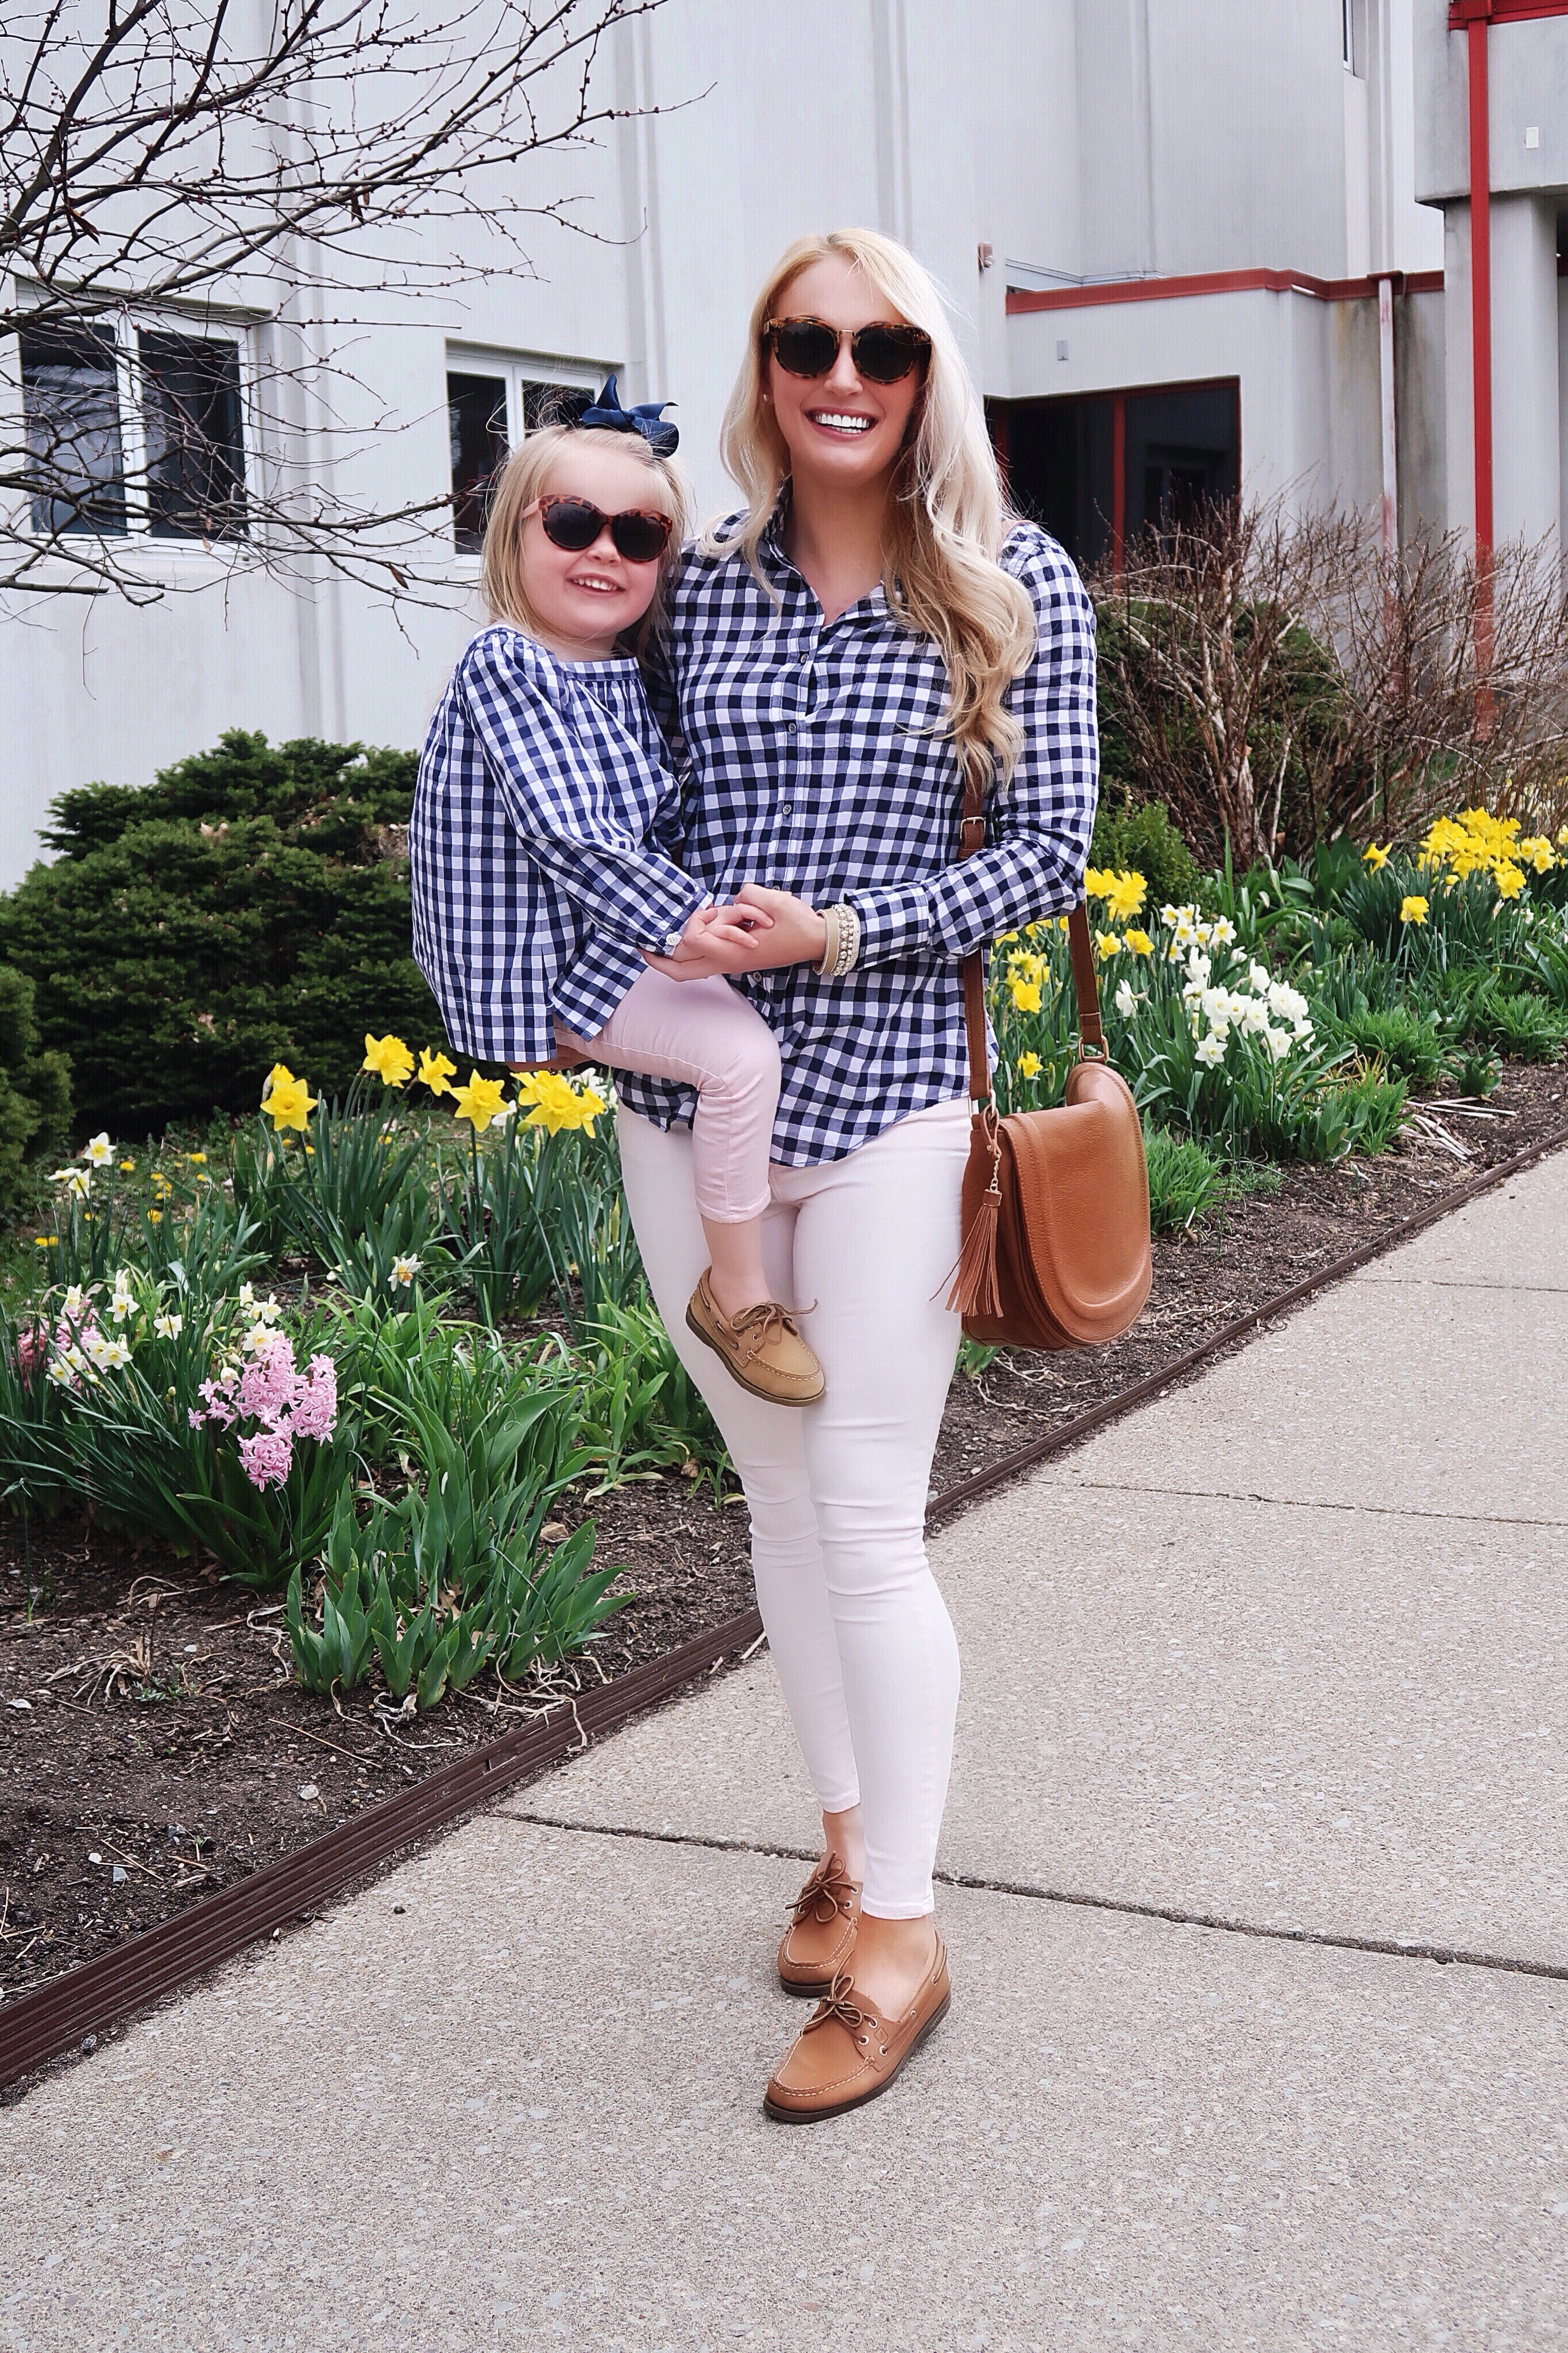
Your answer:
[945,781,1153,1351]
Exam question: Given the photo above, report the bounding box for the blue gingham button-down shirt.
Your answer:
[618,514,1099,1165]
[410,626,706,1063]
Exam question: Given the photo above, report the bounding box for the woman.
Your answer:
[620,229,1098,2121]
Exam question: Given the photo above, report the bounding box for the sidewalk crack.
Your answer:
[499,1810,1568,1986]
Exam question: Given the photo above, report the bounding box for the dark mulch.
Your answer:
[2,1060,1563,2006]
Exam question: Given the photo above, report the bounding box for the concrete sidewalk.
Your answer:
[5,1152,1567,2351]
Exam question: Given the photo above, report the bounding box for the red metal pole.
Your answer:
[1466,9,1495,692]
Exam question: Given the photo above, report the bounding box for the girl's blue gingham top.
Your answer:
[619,513,1099,1166]
[410,626,706,1064]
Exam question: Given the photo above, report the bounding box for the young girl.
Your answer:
[410,381,823,1405]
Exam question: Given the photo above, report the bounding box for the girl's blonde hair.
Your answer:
[480,422,692,649]
[709,228,1037,787]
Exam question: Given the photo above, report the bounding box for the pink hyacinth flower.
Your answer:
[16,1322,47,1384]
[238,1333,302,1430]
[238,1426,294,1491]
[291,1354,338,1443]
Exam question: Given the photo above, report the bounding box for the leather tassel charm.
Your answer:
[944,1112,1005,1318]
[946,1179,1003,1317]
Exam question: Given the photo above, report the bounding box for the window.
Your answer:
[20,326,127,536]
[139,331,246,539]
[446,351,602,551]
[17,315,248,545]
[991,381,1241,572]
[1342,0,1366,76]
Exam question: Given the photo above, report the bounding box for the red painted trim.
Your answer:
[1451,1,1568,25]
[1006,267,1443,315]
[1468,19,1494,569]
[1111,392,1126,576]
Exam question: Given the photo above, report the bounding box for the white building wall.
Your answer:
[0,0,1473,885]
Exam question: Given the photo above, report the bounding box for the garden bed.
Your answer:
[5,1055,1562,2006]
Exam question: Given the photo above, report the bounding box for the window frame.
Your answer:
[443,344,617,560]
[7,294,258,566]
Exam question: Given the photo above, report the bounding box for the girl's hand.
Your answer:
[645,888,828,980]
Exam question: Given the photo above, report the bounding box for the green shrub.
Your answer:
[1090,794,1199,913]
[0,731,442,1140]
[0,966,70,1215]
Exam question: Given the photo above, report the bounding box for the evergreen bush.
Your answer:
[0,731,443,1139]
[1090,793,1199,912]
[0,965,71,1212]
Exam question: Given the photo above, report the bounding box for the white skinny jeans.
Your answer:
[619,1096,969,1918]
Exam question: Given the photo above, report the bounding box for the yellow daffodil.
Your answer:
[362,1032,415,1088]
[451,1072,509,1131]
[1009,979,1042,1013]
[1399,894,1429,925]
[1494,862,1525,900]
[264,1061,296,1100]
[1103,870,1147,922]
[264,1070,317,1131]
[1362,842,1390,870]
[1519,836,1556,874]
[514,1071,607,1134]
[1123,929,1154,957]
[416,1048,457,1098]
[1094,931,1122,959]
[1015,1051,1042,1079]
[1083,867,1113,902]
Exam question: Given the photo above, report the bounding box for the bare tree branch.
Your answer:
[1,0,679,601]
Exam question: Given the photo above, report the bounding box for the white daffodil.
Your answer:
[238,1282,255,1310]
[98,1336,133,1370]
[49,1167,91,1198]
[64,1285,86,1315]
[81,1132,113,1167]
[1113,978,1138,1018]
[1248,961,1270,994]
[242,1322,275,1355]
[391,1255,423,1287]
[1199,986,1234,1029]
[1195,1033,1227,1068]
[1210,917,1237,946]
[1262,1027,1292,1060]
[153,1311,184,1340]
[1239,998,1270,1035]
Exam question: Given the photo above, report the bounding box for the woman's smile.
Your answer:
[806,408,876,437]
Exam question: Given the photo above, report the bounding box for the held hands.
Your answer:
[647,885,829,981]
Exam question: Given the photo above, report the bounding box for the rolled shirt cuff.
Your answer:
[841,882,931,966]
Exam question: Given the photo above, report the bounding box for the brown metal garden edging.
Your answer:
[3,1117,1565,2093]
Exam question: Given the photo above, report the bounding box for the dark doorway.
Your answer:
[992,379,1241,569]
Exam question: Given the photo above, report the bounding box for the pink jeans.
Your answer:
[574,969,781,1224]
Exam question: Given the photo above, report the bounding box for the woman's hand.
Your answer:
[645,887,828,980]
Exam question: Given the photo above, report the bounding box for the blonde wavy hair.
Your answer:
[481,423,692,650]
[709,228,1037,787]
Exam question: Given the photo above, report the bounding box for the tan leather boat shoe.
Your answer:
[763,1939,951,2123]
[685,1271,825,1406]
[777,1854,861,1995]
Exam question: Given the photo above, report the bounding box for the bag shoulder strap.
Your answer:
[957,767,1103,1105]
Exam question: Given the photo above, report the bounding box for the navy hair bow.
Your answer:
[578,373,679,457]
